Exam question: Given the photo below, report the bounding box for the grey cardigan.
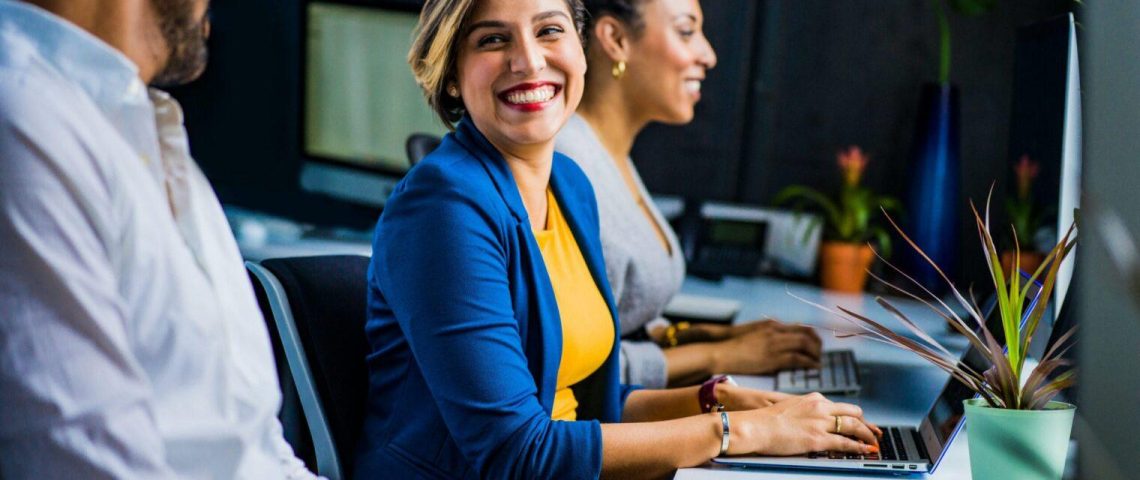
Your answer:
[555,114,686,388]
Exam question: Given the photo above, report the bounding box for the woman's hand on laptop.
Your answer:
[726,392,881,456]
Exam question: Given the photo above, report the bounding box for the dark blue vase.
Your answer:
[904,83,960,292]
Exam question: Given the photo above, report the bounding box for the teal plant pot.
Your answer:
[964,398,1075,480]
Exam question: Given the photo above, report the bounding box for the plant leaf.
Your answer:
[981,322,1020,408]
[1028,370,1077,410]
[865,253,992,359]
[878,196,903,213]
[774,185,843,234]
[868,226,893,259]
[885,207,995,339]
[1040,325,1079,364]
[1020,358,1072,409]
[1019,223,1077,371]
[982,367,1009,408]
[875,297,955,358]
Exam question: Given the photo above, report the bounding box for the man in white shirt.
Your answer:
[0,0,318,477]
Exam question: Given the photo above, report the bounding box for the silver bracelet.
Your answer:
[718,411,730,457]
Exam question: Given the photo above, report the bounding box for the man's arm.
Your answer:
[0,95,176,478]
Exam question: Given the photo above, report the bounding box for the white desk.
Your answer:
[675,275,976,479]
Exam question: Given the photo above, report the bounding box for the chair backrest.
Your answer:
[405,133,442,167]
[247,255,371,480]
[248,269,316,470]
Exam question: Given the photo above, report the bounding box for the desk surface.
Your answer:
[675,275,975,479]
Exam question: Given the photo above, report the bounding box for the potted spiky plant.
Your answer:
[775,146,900,292]
[815,192,1077,480]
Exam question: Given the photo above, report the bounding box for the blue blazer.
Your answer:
[354,117,635,479]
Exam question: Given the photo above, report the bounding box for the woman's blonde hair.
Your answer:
[409,0,588,128]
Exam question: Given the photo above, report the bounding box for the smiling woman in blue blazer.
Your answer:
[354,0,881,478]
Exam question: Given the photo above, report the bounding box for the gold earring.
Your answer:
[611,60,626,80]
[447,84,459,98]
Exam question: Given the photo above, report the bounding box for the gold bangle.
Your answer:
[663,321,691,347]
[663,325,678,347]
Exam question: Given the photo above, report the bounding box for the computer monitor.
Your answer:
[1006,13,1081,322]
[301,1,449,208]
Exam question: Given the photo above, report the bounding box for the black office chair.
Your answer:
[247,255,371,480]
[405,133,442,167]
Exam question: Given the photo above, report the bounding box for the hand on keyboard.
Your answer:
[714,322,823,375]
[725,393,881,457]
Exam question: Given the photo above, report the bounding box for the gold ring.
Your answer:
[835,415,843,434]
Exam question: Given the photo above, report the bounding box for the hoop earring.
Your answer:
[611,60,626,80]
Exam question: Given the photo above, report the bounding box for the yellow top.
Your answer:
[533,189,615,421]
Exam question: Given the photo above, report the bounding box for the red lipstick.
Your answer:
[497,82,561,112]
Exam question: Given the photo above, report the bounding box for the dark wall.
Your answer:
[633,0,1073,286]
[169,0,299,197]
[628,0,762,201]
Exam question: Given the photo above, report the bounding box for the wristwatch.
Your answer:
[699,375,737,413]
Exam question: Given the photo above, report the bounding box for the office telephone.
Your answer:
[674,201,822,280]
[677,203,768,279]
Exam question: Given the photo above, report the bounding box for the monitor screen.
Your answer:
[1007,13,1081,321]
[305,2,449,174]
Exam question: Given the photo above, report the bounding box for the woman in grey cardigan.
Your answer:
[556,0,823,390]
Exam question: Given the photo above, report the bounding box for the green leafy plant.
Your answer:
[775,146,901,257]
[933,0,998,84]
[801,191,1077,410]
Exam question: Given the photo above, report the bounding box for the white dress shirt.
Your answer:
[0,1,317,478]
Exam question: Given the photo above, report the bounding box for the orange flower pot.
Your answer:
[819,242,875,293]
[1000,251,1045,278]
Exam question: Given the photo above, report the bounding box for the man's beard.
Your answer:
[150,0,210,87]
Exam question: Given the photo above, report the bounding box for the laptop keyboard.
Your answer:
[881,427,909,461]
[776,350,860,394]
[805,426,913,462]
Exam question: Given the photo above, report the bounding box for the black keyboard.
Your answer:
[805,426,916,462]
[881,427,909,461]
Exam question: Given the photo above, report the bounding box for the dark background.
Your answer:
[172,0,1076,286]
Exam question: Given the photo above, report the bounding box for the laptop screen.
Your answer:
[925,277,1043,446]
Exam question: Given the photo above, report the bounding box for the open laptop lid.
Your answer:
[920,274,1044,471]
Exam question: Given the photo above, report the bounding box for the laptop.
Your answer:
[715,276,1044,474]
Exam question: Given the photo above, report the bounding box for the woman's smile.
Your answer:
[498,81,563,112]
[684,77,703,101]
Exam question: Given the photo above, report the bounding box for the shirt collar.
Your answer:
[0,0,147,107]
